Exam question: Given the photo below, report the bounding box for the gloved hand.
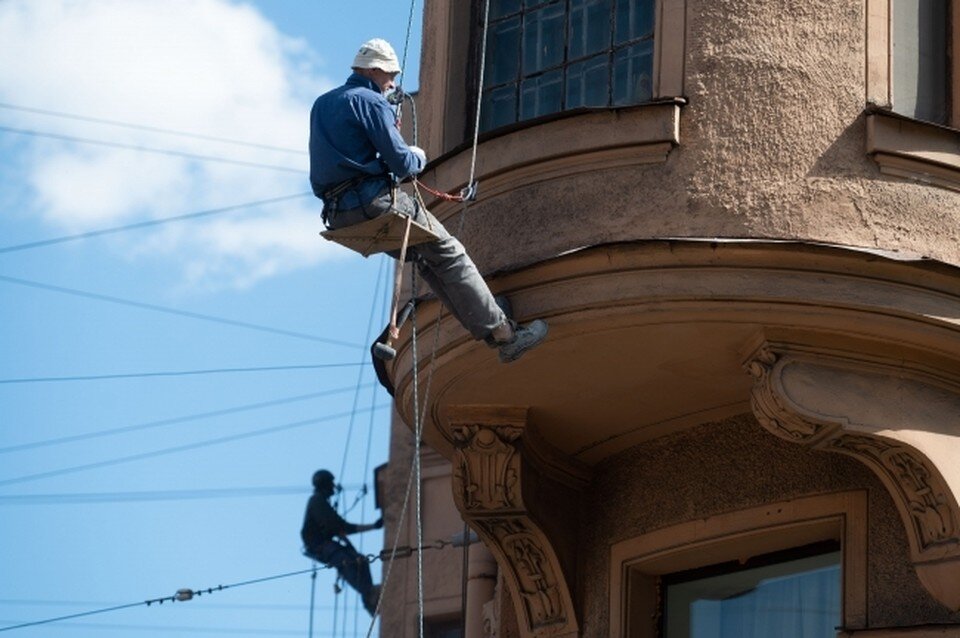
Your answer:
[373,517,384,529]
[409,145,427,167]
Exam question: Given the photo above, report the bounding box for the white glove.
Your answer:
[410,145,427,167]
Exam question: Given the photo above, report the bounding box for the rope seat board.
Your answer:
[321,210,440,257]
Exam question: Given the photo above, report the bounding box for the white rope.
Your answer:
[467,0,493,190]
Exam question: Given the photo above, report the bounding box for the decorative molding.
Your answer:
[866,112,960,193]
[451,424,523,512]
[825,435,957,551]
[743,339,960,610]
[444,406,580,638]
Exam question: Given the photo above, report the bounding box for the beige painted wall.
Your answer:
[416,0,960,277]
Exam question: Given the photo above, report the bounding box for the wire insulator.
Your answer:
[174,589,194,602]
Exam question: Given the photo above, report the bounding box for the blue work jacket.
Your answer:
[309,73,425,211]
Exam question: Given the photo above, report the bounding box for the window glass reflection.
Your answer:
[485,16,521,87]
[569,0,611,60]
[523,2,566,74]
[566,54,609,107]
[521,69,564,119]
[612,40,652,105]
[481,84,518,130]
[615,0,654,43]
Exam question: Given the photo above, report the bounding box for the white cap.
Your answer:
[352,38,401,74]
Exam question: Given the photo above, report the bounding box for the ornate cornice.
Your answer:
[743,339,960,610]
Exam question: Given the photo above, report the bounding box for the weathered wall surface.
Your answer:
[424,0,960,276]
[578,414,960,635]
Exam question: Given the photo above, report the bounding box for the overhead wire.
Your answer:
[0,384,373,455]
[0,404,390,488]
[0,124,303,174]
[0,486,318,506]
[0,567,320,634]
[0,362,366,386]
[0,101,307,155]
[1,537,470,634]
[0,193,311,255]
[0,275,364,349]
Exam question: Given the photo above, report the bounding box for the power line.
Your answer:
[0,275,363,349]
[0,124,303,174]
[0,597,334,612]
[0,619,333,636]
[0,567,321,633]
[0,101,307,155]
[0,362,366,385]
[0,538,464,633]
[0,193,311,254]
[0,384,373,455]
[0,485,363,505]
[0,404,390,487]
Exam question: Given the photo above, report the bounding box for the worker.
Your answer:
[301,470,383,615]
[309,38,548,363]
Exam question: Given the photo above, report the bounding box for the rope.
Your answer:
[308,564,318,638]
[468,0,493,190]
[410,272,426,638]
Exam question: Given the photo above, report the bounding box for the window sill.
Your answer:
[419,101,682,214]
[866,110,960,192]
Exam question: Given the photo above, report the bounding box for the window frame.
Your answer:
[608,492,868,638]
[464,0,685,141]
[865,0,960,191]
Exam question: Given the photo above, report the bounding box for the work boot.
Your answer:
[498,319,548,363]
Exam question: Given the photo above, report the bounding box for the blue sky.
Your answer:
[0,1,422,636]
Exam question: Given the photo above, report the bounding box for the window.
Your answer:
[662,542,841,638]
[865,0,960,191]
[609,493,867,638]
[478,0,656,132]
[891,0,949,124]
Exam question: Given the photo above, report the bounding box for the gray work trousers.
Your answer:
[326,188,506,341]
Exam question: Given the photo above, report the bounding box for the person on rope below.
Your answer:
[301,469,383,615]
[309,38,548,363]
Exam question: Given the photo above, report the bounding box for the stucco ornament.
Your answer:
[744,340,960,611]
[444,407,580,638]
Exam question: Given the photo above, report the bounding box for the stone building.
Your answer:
[376,0,960,636]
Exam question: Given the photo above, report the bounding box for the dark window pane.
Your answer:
[566,54,610,108]
[481,83,518,131]
[569,0,611,60]
[485,16,521,87]
[612,40,652,105]
[523,0,552,7]
[520,69,563,119]
[664,552,841,638]
[615,0,654,44]
[490,0,521,19]
[891,0,948,124]
[522,2,566,75]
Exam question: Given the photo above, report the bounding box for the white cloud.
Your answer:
[0,0,343,290]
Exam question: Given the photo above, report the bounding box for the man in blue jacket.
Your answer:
[310,38,547,363]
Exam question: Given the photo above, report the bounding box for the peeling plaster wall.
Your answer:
[578,414,960,636]
[427,0,960,275]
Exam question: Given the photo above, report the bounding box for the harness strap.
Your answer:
[321,174,391,225]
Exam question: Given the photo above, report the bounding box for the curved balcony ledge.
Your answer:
[385,239,960,610]
[417,102,682,222]
[385,240,960,465]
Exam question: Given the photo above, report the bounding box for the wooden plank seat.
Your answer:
[321,210,441,257]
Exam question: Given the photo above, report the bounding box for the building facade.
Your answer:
[378,0,960,636]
